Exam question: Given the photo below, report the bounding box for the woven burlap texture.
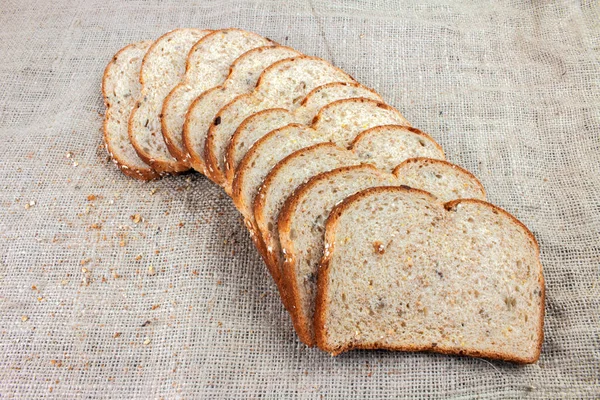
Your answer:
[1,0,599,398]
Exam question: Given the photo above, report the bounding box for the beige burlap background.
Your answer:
[0,0,599,398]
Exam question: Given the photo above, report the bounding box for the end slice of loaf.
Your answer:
[129,28,211,173]
[202,56,355,186]
[314,186,544,363]
[161,29,274,165]
[279,160,486,346]
[255,126,446,304]
[102,40,158,180]
[224,82,384,192]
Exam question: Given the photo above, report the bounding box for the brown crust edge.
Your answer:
[393,157,487,199]
[254,55,356,93]
[311,98,410,129]
[102,41,160,181]
[278,164,383,346]
[314,187,544,364]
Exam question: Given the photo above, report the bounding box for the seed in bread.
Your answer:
[102,40,157,180]
[314,186,544,363]
[129,28,211,173]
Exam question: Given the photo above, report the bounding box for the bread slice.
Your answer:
[279,161,486,346]
[223,82,384,193]
[160,29,274,168]
[182,45,299,174]
[128,28,211,173]
[202,56,355,185]
[102,41,158,180]
[314,186,544,363]
[255,126,445,291]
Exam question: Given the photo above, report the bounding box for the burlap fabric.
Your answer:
[1,0,598,398]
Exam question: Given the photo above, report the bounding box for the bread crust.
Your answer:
[254,142,345,309]
[298,81,382,108]
[102,41,160,181]
[203,55,355,186]
[314,186,544,363]
[161,29,271,163]
[231,123,306,284]
[196,46,299,182]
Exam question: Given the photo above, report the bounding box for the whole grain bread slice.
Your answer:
[223,82,383,193]
[202,56,355,185]
[279,160,486,346]
[182,45,299,174]
[314,186,544,363]
[102,40,158,180]
[255,126,445,292]
[161,29,274,168]
[128,28,211,173]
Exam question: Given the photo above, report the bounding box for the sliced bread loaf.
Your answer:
[128,28,211,173]
[223,82,384,193]
[161,29,274,167]
[279,161,486,346]
[102,41,158,180]
[314,186,544,363]
[183,45,299,174]
[255,126,445,291]
[202,56,355,185]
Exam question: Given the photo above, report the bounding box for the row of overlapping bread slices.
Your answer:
[102,28,544,363]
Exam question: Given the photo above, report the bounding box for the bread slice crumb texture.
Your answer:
[183,45,300,176]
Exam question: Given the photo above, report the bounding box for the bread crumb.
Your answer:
[373,241,385,254]
[143,337,151,345]
[151,304,160,310]
[131,214,142,224]
[148,265,156,276]
[113,332,121,338]
[87,195,97,201]
[21,316,29,322]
